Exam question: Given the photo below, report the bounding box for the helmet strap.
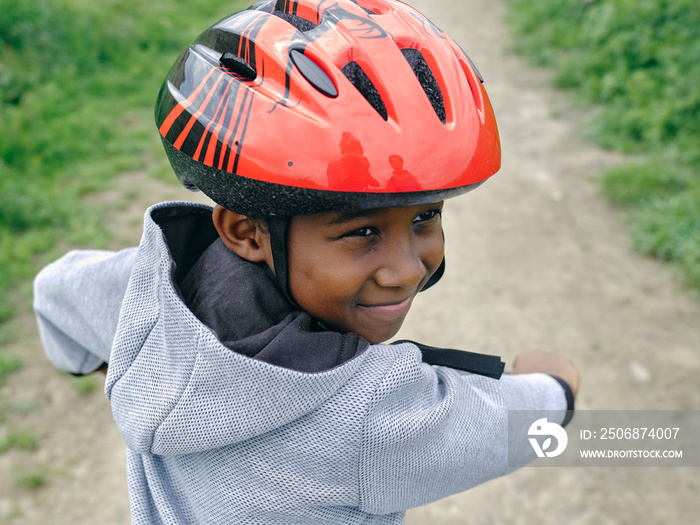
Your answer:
[268,216,297,306]
[420,229,446,292]
[421,256,445,291]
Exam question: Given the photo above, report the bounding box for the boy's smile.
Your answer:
[286,202,445,344]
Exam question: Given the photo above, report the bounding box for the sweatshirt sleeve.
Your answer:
[358,343,569,514]
[33,248,137,374]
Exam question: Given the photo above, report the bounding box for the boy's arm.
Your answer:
[358,344,577,514]
[33,248,137,375]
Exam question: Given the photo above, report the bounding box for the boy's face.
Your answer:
[287,202,444,344]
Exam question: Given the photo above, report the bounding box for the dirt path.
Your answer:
[2,0,699,523]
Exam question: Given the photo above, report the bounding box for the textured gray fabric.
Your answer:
[34,201,568,524]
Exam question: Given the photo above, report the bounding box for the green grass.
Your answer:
[504,0,700,294]
[602,155,700,291]
[0,351,22,388]
[14,468,49,489]
[0,429,39,453]
[71,375,99,396]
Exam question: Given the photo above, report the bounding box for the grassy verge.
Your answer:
[504,0,700,293]
[0,0,246,331]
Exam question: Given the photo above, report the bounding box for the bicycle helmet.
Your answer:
[156,0,501,296]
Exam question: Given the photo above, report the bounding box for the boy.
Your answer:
[34,1,578,523]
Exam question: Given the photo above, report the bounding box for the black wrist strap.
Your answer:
[549,375,575,427]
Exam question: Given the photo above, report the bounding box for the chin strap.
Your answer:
[268,216,296,306]
[421,256,445,291]
[420,228,446,291]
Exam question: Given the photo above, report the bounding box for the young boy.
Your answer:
[34,1,578,523]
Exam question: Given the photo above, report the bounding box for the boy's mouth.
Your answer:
[358,296,413,317]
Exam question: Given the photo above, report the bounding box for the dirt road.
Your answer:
[2,0,698,523]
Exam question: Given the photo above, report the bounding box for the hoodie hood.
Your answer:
[105,202,369,455]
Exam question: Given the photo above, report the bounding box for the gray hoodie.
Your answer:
[34,201,569,524]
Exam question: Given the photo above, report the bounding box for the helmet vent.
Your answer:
[219,53,257,81]
[341,62,388,120]
[290,48,338,98]
[273,11,319,32]
[401,48,446,124]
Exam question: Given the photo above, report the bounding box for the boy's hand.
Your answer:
[512,350,579,397]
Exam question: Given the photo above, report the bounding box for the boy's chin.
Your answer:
[360,324,404,345]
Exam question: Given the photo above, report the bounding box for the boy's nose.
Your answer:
[373,241,426,289]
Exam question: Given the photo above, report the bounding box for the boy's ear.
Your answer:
[212,205,271,265]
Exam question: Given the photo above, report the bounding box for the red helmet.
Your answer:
[156,0,500,217]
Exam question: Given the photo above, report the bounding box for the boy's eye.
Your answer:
[344,227,378,238]
[413,209,442,224]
